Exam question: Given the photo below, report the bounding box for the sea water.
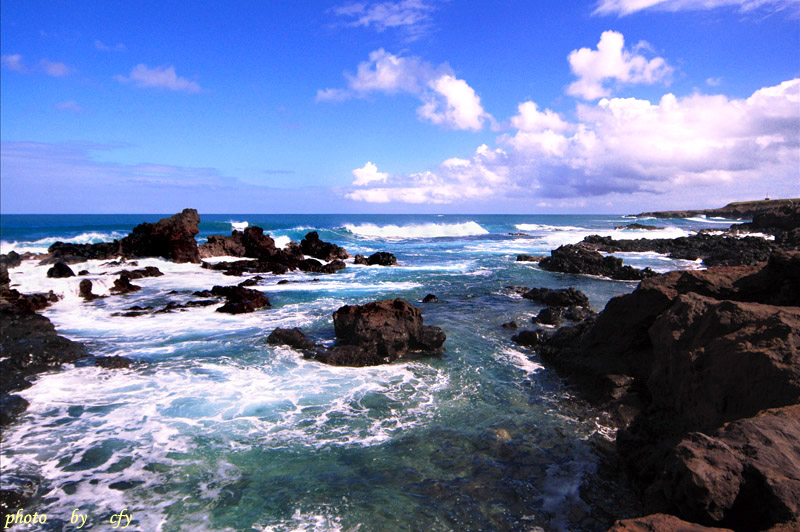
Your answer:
[0,214,737,531]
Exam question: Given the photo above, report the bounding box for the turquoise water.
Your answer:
[0,214,736,531]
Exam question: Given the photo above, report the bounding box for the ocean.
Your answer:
[0,213,740,531]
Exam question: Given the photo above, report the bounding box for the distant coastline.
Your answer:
[633,197,798,219]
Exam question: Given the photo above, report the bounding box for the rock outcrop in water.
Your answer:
[539,245,657,280]
[633,198,798,220]
[300,231,350,262]
[268,298,446,367]
[515,250,800,530]
[44,209,202,264]
[354,252,397,266]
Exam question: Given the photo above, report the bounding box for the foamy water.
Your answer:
[344,221,489,240]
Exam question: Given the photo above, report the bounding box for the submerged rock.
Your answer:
[110,274,141,295]
[422,294,438,303]
[211,285,270,314]
[94,355,134,369]
[78,279,104,301]
[521,287,591,308]
[267,328,316,351]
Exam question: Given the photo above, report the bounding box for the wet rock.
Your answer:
[300,231,349,261]
[0,251,22,269]
[267,328,316,351]
[533,306,564,326]
[78,279,104,301]
[78,270,89,276]
[114,266,163,279]
[511,329,549,347]
[613,223,665,231]
[607,513,733,531]
[365,252,397,266]
[516,254,545,262]
[422,294,438,303]
[198,231,247,258]
[522,287,591,308]
[202,259,290,276]
[42,241,120,265]
[211,285,270,314]
[564,305,592,321]
[501,321,518,329]
[110,274,141,295]
[321,259,346,274]
[0,394,29,427]
[94,356,134,369]
[539,244,656,280]
[46,261,75,278]
[353,254,368,265]
[119,208,201,263]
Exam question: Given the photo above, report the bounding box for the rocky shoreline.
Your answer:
[632,198,798,220]
[2,203,799,530]
[511,203,800,531]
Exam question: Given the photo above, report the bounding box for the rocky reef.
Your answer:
[514,250,800,530]
[269,298,446,366]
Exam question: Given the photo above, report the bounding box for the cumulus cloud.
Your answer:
[346,79,800,204]
[115,64,203,93]
[317,49,490,130]
[567,31,673,100]
[1,54,26,72]
[594,0,800,16]
[94,40,127,52]
[333,0,435,39]
[352,162,389,185]
[40,59,73,77]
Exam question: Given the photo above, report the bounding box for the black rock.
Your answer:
[267,328,316,351]
[422,294,438,303]
[47,261,75,278]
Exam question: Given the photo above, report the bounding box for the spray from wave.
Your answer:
[344,222,488,240]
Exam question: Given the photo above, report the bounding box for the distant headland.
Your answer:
[633,198,799,219]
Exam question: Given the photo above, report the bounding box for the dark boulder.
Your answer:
[198,231,247,258]
[516,254,544,262]
[0,251,22,269]
[42,241,120,265]
[0,394,29,427]
[321,259,346,274]
[422,294,438,303]
[501,321,518,330]
[211,285,270,314]
[540,244,656,280]
[522,287,590,308]
[119,208,201,263]
[511,329,549,348]
[366,252,397,266]
[46,261,75,278]
[533,306,564,326]
[267,328,316,351]
[78,279,103,301]
[607,513,733,531]
[300,231,349,261]
[94,356,134,369]
[110,274,141,295]
[354,254,368,265]
[114,266,163,279]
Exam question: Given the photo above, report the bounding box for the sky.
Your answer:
[1,0,798,214]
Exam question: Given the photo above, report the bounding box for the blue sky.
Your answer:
[1,0,798,214]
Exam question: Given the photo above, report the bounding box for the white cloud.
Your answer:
[333,0,435,39]
[115,64,203,93]
[417,75,490,131]
[317,49,490,130]
[1,54,26,72]
[346,79,800,204]
[94,40,127,52]
[567,31,673,100]
[352,162,389,185]
[594,0,800,16]
[56,101,84,113]
[40,59,73,77]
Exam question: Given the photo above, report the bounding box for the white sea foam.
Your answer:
[345,222,488,240]
[231,220,249,230]
[501,348,543,374]
[685,216,737,224]
[273,235,292,249]
[0,231,127,254]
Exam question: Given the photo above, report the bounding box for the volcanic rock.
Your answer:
[534,306,564,326]
[78,279,104,301]
[267,328,316,351]
[300,231,349,261]
[211,285,270,314]
[539,245,656,280]
[516,254,545,262]
[110,274,141,295]
[119,208,201,263]
[114,266,163,279]
[46,261,75,278]
[607,513,733,531]
[422,294,438,303]
[522,287,591,308]
[94,356,134,369]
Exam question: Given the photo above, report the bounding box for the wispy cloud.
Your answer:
[40,59,73,77]
[94,40,127,52]
[567,31,673,100]
[2,54,74,77]
[1,54,26,72]
[317,49,491,131]
[594,0,800,16]
[115,64,203,93]
[332,0,436,40]
[56,100,84,113]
